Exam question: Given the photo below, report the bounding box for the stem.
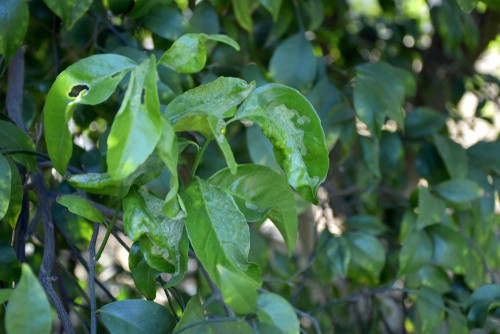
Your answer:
[0,148,50,159]
[89,223,99,334]
[95,203,121,261]
[190,139,211,180]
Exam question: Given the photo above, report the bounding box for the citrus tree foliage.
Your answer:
[0,0,499,333]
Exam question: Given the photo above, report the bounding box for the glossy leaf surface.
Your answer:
[235,84,329,204]
[256,292,300,334]
[0,0,28,68]
[44,54,136,174]
[208,165,298,255]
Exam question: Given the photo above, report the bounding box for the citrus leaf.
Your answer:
[1,158,22,228]
[416,187,446,229]
[5,264,52,334]
[256,292,300,334]
[467,284,500,327]
[235,84,329,204]
[107,55,162,180]
[217,265,258,314]
[100,299,175,334]
[231,0,253,32]
[129,243,159,300]
[405,107,447,139]
[415,287,445,333]
[0,120,36,171]
[428,225,469,274]
[0,0,28,69]
[67,173,131,196]
[0,154,11,220]
[398,230,433,276]
[434,134,468,179]
[44,54,136,174]
[208,164,298,255]
[143,5,187,40]
[260,0,282,21]
[56,194,105,223]
[345,232,385,283]
[433,179,483,203]
[43,0,93,30]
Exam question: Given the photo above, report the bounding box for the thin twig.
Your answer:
[89,223,99,334]
[294,308,322,334]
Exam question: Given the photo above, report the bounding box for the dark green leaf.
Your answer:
[269,33,317,92]
[260,0,282,21]
[417,187,446,229]
[345,232,385,283]
[129,0,171,18]
[256,292,300,334]
[44,54,136,174]
[5,264,52,334]
[43,0,93,30]
[406,265,451,294]
[107,55,162,180]
[56,194,105,223]
[246,125,281,171]
[123,188,188,283]
[217,265,257,314]
[405,107,447,139]
[398,230,433,276]
[415,287,445,333]
[0,154,11,220]
[187,2,220,34]
[359,135,380,178]
[0,0,28,68]
[467,284,500,327]
[1,158,21,229]
[346,215,387,235]
[231,0,253,32]
[0,245,21,282]
[324,237,351,277]
[182,178,262,289]
[143,5,187,40]
[0,120,36,171]
[129,243,159,300]
[100,299,175,334]
[467,141,500,174]
[434,134,468,179]
[235,84,329,204]
[160,34,239,74]
[208,165,298,255]
[428,225,469,273]
[456,0,478,12]
[433,179,483,203]
[67,173,131,196]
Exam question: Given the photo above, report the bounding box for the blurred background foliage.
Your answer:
[1,0,499,333]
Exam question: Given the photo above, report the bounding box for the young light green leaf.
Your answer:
[354,62,414,136]
[260,0,283,21]
[56,194,105,223]
[256,292,300,334]
[44,54,136,174]
[160,34,240,73]
[100,299,175,334]
[123,188,188,284]
[432,179,483,203]
[182,177,262,288]
[417,187,446,229]
[1,157,21,228]
[235,84,329,204]
[107,55,162,180]
[269,33,317,92]
[398,230,433,276]
[208,164,298,255]
[434,134,468,179]
[217,265,258,314]
[5,264,52,334]
[231,0,253,32]
[129,243,159,300]
[0,120,36,171]
[0,0,28,69]
[345,232,385,283]
[165,77,254,137]
[466,284,500,327]
[0,154,11,221]
[43,0,93,30]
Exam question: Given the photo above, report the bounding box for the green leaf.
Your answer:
[0,154,11,221]
[208,115,237,174]
[406,265,451,294]
[404,107,447,139]
[155,119,180,215]
[0,289,12,304]
[456,0,478,12]
[346,215,387,235]
[208,164,298,255]
[182,177,262,288]
[434,134,468,179]
[235,84,329,204]
[345,232,385,283]
[432,179,483,203]
[416,187,446,229]
[67,172,131,196]
[107,55,162,180]
[0,245,21,283]
[323,236,351,277]
[0,0,28,69]
[1,157,21,228]
[256,292,300,334]
[354,62,414,136]
[123,188,188,284]
[160,34,240,73]
[0,120,36,171]
[466,284,500,327]
[260,0,282,21]
[231,0,253,32]
[246,124,281,171]
[359,135,380,178]
[269,33,317,92]
[428,225,469,274]
[44,54,136,174]
[129,242,159,300]
[217,265,257,314]
[43,0,93,30]
[5,264,52,334]
[143,5,187,40]
[415,288,445,333]
[56,195,105,223]
[100,299,175,334]
[398,230,433,276]
[467,141,500,174]
[165,77,254,137]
